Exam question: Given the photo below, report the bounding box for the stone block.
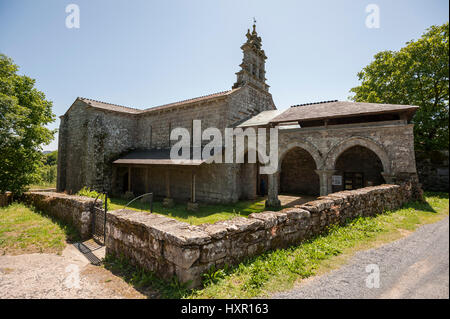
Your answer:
[163,242,200,269]
[163,197,174,208]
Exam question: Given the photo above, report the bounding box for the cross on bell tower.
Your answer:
[232,22,269,92]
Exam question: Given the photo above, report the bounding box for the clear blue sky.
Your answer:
[0,0,448,151]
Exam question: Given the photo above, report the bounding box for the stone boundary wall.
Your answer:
[21,191,102,239]
[106,183,418,287]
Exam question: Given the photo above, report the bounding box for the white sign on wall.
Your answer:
[332,175,342,186]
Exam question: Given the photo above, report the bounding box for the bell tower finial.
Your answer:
[232,22,269,92]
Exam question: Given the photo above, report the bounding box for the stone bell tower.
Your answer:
[232,23,269,92]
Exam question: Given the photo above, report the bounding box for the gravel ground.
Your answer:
[273,217,449,299]
[0,245,145,299]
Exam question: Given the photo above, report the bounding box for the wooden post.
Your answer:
[145,167,149,193]
[128,166,131,192]
[165,170,170,198]
[163,168,174,208]
[191,171,196,203]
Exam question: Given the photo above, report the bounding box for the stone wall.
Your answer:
[416,150,449,192]
[20,191,102,239]
[106,183,416,287]
[58,100,137,194]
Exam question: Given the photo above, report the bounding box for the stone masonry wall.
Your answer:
[21,191,102,239]
[106,183,417,287]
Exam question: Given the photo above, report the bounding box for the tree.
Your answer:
[350,23,449,151]
[0,54,55,194]
[44,150,58,166]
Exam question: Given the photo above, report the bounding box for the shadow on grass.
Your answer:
[108,196,275,224]
[103,253,191,299]
[24,203,81,243]
[401,192,449,213]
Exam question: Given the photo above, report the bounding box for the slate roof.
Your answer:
[113,149,204,166]
[237,110,284,127]
[78,97,142,114]
[270,101,419,124]
[77,87,241,115]
[112,147,224,166]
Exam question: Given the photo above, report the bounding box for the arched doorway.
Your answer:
[280,147,320,196]
[333,145,384,192]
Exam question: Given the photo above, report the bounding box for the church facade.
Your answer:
[57,25,420,207]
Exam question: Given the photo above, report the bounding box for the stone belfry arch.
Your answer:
[232,23,270,92]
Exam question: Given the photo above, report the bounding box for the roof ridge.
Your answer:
[79,97,142,111]
[143,88,236,111]
[77,88,238,114]
[291,100,339,108]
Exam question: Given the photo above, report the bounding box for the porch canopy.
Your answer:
[112,148,219,203]
[112,149,205,166]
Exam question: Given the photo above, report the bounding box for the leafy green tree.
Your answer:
[44,150,58,166]
[350,23,449,151]
[0,54,55,194]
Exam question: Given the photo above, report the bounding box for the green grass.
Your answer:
[103,192,448,299]
[27,182,56,190]
[108,197,272,225]
[0,203,80,255]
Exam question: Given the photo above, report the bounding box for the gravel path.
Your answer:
[0,245,145,299]
[273,217,449,299]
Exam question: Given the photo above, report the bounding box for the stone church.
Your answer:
[57,24,419,207]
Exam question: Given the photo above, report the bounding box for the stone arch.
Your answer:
[278,141,324,172]
[324,137,392,174]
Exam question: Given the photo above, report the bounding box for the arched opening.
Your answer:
[280,147,320,196]
[333,145,384,192]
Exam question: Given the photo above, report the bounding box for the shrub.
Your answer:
[77,186,110,209]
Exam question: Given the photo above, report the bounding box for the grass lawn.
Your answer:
[104,192,449,299]
[108,197,273,225]
[0,203,79,255]
[27,183,56,190]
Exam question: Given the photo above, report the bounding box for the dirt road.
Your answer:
[273,217,449,299]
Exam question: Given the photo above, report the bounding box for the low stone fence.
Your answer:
[21,191,102,239]
[106,183,417,287]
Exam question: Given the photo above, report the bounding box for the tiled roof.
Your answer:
[237,110,283,127]
[271,101,419,123]
[77,88,241,115]
[142,88,241,113]
[78,97,142,114]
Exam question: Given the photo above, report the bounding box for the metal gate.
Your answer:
[92,192,107,245]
